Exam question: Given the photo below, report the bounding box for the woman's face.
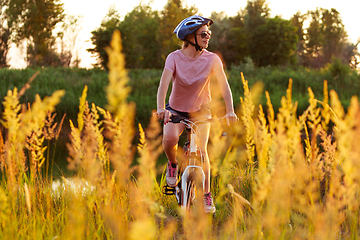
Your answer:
[195,25,211,49]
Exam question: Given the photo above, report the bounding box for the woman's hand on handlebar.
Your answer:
[157,108,172,125]
[225,111,238,126]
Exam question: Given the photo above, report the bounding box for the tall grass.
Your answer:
[1,30,360,239]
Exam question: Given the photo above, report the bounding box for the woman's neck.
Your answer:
[181,46,203,58]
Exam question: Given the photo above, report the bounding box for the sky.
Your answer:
[8,0,360,68]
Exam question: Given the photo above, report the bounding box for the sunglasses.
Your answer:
[196,30,212,39]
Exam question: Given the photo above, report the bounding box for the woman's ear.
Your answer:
[185,34,194,42]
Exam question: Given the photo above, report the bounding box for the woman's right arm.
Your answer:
[156,68,173,123]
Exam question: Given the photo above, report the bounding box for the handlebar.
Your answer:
[168,112,185,124]
[167,113,228,139]
[169,112,222,125]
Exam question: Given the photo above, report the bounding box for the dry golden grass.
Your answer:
[1,30,360,239]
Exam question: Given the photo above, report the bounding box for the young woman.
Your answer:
[156,15,238,213]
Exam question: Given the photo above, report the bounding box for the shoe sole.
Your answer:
[166,178,177,187]
[204,208,216,214]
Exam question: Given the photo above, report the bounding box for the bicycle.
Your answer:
[162,112,221,212]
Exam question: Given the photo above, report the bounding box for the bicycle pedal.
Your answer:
[162,185,176,195]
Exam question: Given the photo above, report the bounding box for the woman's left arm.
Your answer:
[213,57,238,124]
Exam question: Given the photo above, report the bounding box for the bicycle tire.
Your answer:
[184,170,202,209]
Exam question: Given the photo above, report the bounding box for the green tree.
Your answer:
[87,4,162,69]
[304,8,348,68]
[249,16,298,67]
[208,12,248,67]
[207,12,229,51]
[89,4,162,69]
[89,0,198,69]
[320,8,347,64]
[291,11,306,65]
[0,0,11,67]
[243,0,269,38]
[8,0,65,67]
[242,0,270,65]
[207,12,231,63]
[158,0,197,59]
[305,9,322,67]
[87,7,121,69]
[119,4,162,69]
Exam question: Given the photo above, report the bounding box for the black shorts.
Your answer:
[165,103,211,121]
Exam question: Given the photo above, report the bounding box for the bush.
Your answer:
[328,57,351,78]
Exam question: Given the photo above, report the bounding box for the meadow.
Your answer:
[1,31,360,239]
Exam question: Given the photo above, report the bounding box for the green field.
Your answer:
[1,63,358,174]
[1,60,358,126]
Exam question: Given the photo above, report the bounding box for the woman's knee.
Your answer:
[162,123,184,148]
[162,134,179,148]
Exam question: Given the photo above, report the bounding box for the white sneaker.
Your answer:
[204,192,216,213]
[166,161,178,187]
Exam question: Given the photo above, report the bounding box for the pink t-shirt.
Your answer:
[164,49,223,113]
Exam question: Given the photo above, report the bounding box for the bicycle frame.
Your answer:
[180,119,206,209]
[171,116,211,210]
[162,113,227,213]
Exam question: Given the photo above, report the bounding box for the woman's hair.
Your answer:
[181,33,195,49]
[181,40,190,49]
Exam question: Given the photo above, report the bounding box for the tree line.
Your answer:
[0,0,80,68]
[88,0,359,70]
[0,0,359,70]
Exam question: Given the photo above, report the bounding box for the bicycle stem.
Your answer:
[189,132,197,155]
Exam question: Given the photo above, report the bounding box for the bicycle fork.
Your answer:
[179,131,206,209]
[180,165,205,210]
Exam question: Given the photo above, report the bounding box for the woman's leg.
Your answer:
[198,122,216,213]
[198,122,211,193]
[163,122,185,187]
[162,122,186,164]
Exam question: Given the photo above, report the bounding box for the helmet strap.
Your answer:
[185,33,203,51]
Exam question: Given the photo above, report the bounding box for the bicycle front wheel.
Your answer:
[183,170,203,209]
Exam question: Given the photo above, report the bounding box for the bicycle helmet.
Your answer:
[174,15,213,51]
